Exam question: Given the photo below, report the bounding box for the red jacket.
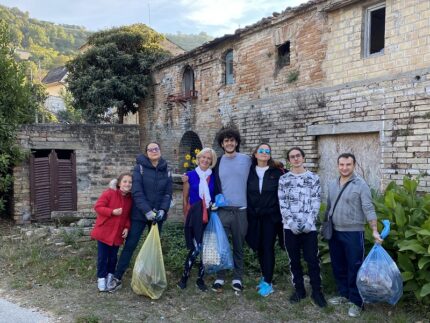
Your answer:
[90,189,132,246]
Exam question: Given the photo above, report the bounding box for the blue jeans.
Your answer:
[329,230,365,307]
[97,241,119,278]
[114,220,163,280]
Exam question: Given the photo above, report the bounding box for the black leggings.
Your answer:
[182,241,204,279]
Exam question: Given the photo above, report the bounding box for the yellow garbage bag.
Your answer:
[131,223,167,299]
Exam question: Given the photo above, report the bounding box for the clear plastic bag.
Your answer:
[356,220,403,305]
[202,211,233,273]
[131,224,167,299]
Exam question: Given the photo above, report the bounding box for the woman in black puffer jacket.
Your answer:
[109,142,172,291]
[246,142,284,297]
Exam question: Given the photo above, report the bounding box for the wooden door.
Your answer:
[30,150,77,221]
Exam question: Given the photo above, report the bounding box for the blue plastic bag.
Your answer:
[356,220,403,305]
[202,211,233,274]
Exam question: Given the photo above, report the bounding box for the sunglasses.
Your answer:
[257,148,271,154]
[147,147,160,153]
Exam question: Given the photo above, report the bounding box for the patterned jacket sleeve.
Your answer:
[310,174,321,223]
[278,175,292,226]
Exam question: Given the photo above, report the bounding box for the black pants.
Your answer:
[257,220,278,284]
[284,230,322,292]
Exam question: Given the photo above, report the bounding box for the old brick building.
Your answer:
[140,0,430,194]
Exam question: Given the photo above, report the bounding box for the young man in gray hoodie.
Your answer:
[326,153,382,318]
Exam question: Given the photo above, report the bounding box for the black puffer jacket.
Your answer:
[131,154,172,222]
[247,166,283,223]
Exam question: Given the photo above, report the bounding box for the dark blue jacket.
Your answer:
[131,154,172,222]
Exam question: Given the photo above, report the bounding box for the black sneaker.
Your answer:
[232,281,244,292]
[211,282,224,293]
[196,278,208,292]
[289,290,306,304]
[311,291,328,308]
[108,277,122,293]
[177,277,187,290]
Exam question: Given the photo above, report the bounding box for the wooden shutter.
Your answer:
[56,153,77,210]
[30,154,52,220]
[30,150,77,221]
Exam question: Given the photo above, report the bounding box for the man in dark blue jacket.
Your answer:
[109,142,172,292]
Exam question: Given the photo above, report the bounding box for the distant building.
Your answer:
[41,66,68,114]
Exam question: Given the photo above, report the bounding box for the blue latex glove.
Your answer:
[380,219,390,239]
[155,209,165,222]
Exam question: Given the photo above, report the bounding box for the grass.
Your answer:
[0,220,429,323]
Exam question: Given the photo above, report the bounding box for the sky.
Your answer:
[0,0,308,36]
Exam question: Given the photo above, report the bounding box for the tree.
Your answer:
[66,24,170,123]
[0,21,46,215]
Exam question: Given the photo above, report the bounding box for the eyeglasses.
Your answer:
[147,147,160,153]
[289,153,302,160]
[257,148,271,154]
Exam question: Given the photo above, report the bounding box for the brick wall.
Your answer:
[323,0,430,85]
[140,0,430,193]
[13,124,141,223]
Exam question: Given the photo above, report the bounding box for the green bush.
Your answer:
[372,176,430,303]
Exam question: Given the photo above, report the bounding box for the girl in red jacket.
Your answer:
[91,173,132,292]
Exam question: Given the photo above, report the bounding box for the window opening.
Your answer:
[225,50,234,85]
[364,3,385,56]
[277,41,290,68]
[182,66,195,97]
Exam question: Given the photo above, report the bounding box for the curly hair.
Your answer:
[216,127,241,152]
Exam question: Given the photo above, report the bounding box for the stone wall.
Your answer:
[139,0,430,194]
[13,124,141,223]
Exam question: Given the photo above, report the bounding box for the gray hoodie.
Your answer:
[326,173,376,232]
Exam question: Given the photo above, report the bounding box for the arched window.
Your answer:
[225,50,234,85]
[179,131,203,172]
[182,66,195,97]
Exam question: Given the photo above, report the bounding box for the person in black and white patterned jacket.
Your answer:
[278,147,327,308]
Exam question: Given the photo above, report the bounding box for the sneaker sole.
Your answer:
[108,285,122,293]
[211,287,223,293]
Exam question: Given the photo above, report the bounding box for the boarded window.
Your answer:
[182,66,195,97]
[277,41,290,68]
[225,50,234,85]
[30,149,77,221]
[364,3,385,57]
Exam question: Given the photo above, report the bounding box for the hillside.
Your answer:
[1,3,213,75]
[165,32,213,51]
[0,4,91,72]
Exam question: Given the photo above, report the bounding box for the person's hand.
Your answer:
[112,208,122,216]
[155,210,165,222]
[181,174,189,183]
[288,221,300,235]
[122,228,128,238]
[145,210,156,221]
[373,230,383,244]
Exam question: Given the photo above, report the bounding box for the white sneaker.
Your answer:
[348,304,362,317]
[106,273,114,289]
[97,278,107,292]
